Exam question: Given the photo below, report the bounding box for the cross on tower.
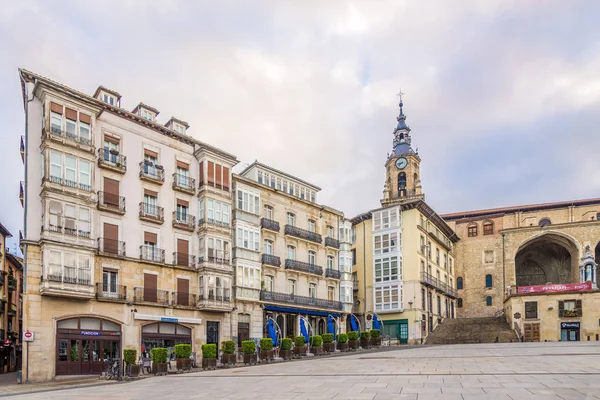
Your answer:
[396,88,404,102]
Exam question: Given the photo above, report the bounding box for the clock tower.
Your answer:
[381,92,424,206]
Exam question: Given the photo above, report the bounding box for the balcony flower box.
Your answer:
[201,344,217,370]
[109,149,119,155]
[176,344,192,372]
[221,340,236,367]
[242,340,257,366]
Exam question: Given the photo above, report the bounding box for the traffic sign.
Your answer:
[23,330,34,342]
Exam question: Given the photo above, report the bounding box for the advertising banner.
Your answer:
[518,282,592,294]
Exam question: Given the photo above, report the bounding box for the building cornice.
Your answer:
[240,160,322,191]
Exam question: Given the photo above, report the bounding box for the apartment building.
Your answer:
[19,69,237,381]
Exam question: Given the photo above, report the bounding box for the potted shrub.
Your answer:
[293,336,307,357]
[123,349,139,377]
[337,333,349,351]
[175,344,192,371]
[201,344,217,370]
[348,331,360,350]
[322,334,335,353]
[360,331,371,349]
[151,348,168,375]
[259,338,274,363]
[309,335,323,355]
[221,340,236,367]
[280,338,293,360]
[242,340,257,365]
[370,329,381,347]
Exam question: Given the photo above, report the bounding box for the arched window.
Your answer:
[413,173,418,185]
[457,298,463,308]
[467,223,478,237]
[457,277,463,290]
[483,221,494,235]
[539,218,551,227]
[485,274,493,288]
[486,296,492,306]
[398,172,406,195]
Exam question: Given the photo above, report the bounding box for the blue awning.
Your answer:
[264,305,341,318]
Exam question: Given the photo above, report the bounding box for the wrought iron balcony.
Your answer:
[7,304,16,317]
[172,211,196,232]
[260,290,342,311]
[172,173,195,194]
[43,126,94,152]
[0,274,4,286]
[260,218,280,232]
[172,292,197,308]
[97,191,126,214]
[97,238,126,257]
[325,237,340,249]
[7,275,17,291]
[262,254,281,267]
[139,202,164,224]
[325,268,341,279]
[140,245,165,263]
[98,149,126,173]
[173,253,196,269]
[133,287,169,306]
[284,225,322,244]
[95,283,127,302]
[139,161,165,184]
[420,271,457,299]
[44,176,91,192]
[285,259,323,276]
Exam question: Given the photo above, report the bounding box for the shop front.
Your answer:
[55,317,121,375]
[561,322,580,341]
[263,306,341,339]
[135,314,201,361]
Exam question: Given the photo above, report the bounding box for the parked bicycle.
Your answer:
[104,357,122,380]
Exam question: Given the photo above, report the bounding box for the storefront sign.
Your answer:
[513,312,521,320]
[80,331,102,336]
[561,322,580,329]
[161,317,178,323]
[134,313,202,325]
[518,282,592,294]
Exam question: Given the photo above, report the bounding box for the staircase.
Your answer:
[425,317,519,344]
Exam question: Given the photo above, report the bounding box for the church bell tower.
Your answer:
[381,91,424,207]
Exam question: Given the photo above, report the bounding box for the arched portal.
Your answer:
[515,234,578,286]
[595,242,600,265]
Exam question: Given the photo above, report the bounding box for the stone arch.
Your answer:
[55,313,124,326]
[595,240,600,265]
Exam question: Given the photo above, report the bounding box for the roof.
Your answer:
[166,117,190,129]
[0,222,12,238]
[93,85,122,100]
[5,252,23,270]
[239,160,322,191]
[392,142,415,157]
[441,197,600,221]
[132,102,160,116]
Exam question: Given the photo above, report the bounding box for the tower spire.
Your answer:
[391,89,413,157]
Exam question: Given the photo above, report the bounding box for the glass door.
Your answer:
[206,322,219,346]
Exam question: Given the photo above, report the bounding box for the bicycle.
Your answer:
[104,357,122,380]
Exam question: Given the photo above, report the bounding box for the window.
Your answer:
[205,161,230,190]
[397,172,406,194]
[374,256,400,282]
[48,103,92,144]
[46,200,90,237]
[437,295,441,315]
[373,208,399,230]
[374,232,399,255]
[328,286,335,301]
[48,150,91,191]
[559,300,582,318]
[457,277,463,290]
[374,284,401,311]
[308,219,316,232]
[175,165,190,186]
[351,227,356,244]
[310,191,316,203]
[282,180,288,193]
[301,187,305,200]
[103,137,120,164]
[351,249,356,265]
[420,260,425,273]
[457,298,463,308]
[263,240,273,255]
[340,285,352,303]
[467,224,478,237]
[236,226,260,251]
[525,301,538,319]
[483,221,494,235]
[539,218,551,227]
[287,212,295,226]
[237,188,260,215]
[327,226,334,238]
[236,265,261,289]
[326,255,335,270]
[287,245,296,260]
[174,124,186,134]
[264,275,274,292]
[257,171,263,184]
[102,270,118,296]
[435,248,440,264]
[143,192,158,216]
[427,241,431,258]
[276,178,282,191]
[141,109,154,121]
[176,200,189,221]
[443,254,447,269]
[263,205,273,220]
[206,199,230,226]
[421,288,426,309]
[288,279,296,295]
[46,250,91,285]
[199,237,230,262]
[143,150,159,177]
[486,296,492,306]
[102,93,116,106]
[289,183,294,196]
[420,235,425,254]
[309,283,317,298]
[308,250,316,265]
[485,274,493,288]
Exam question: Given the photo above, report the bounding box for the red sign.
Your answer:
[24,331,32,339]
[518,282,593,294]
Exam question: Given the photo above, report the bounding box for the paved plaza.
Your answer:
[5,342,600,399]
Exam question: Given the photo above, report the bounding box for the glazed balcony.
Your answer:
[97,191,126,215]
[325,237,340,249]
[41,267,94,299]
[284,225,322,244]
[140,245,165,264]
[173,253,196,269]
[198,250,230,268]
[95,283,127,302]
[325,268,341,279]
[198,289,233,311]
[260,290,342,311]
[198,217,230,230]
[234,286,261,301]
[172,173,195,195]
[98,149,126,174]
[42,126,94,154]
[139,203,164,224]
[260,218,280,232]
[172,292,197,308]
[97,238,126,257]
[261,254,281,267]
[44,176,91,192]
[172,211,196,232]
[285,259,323,276]
[133,287,170,306]
[139,161,165,184]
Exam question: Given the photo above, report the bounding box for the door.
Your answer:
[177,239,189,266]
[238,323,249,348]
[103,178,120,208]
[524,323,540,342]
[103,223,119,254]
[144,273,157,303]
[207,322,219,346]
[177,278,189,306]
[399,322,409,344]
[81,339,102,374]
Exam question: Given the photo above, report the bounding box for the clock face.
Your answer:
[395,157,408,170]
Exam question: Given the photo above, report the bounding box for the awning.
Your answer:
[264,305,341,318]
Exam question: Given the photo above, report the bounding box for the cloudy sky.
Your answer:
[1,1,600,251]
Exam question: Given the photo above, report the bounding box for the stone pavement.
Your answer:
[5,342,600,399]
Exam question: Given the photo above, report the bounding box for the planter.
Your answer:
[260,350,274,363]
[222,354,236,367]
[337,342,348,352]
[127,364,140,377]
[243,354,257,365]
[202,358,217,370]
[348,340,360,350]
[152,362,168,376]
[371,337,382,347]
[293,346,307,357]
[323,343,335,353]
[310,346,323,355]
[176,358,192,371]
[280,350,293,360]
[360,339,370,349]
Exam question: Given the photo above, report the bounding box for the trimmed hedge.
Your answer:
[281,338,293,351]
[242,340,256,355]
[294,336,306,347]
[348,331,359,341]
[309,335,323,347]
[322,333,334,344]
[260,338,274,351]
[150,348,168,363]
[201,344,217,359]
[337,333,348,344]
[175,344,192,359]
[222,340,235,354]
[370,329,381,339]
[123,349,137,366]
[360,331,370,340]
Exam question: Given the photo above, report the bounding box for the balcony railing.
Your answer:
[97,191,126,214]
[198,289,233,309]
[95,283,127,302]
[261,254,281,267]
[7,304,16,317]
[139,202,164,224]
[198,218,230,229]
[172,292,197,307]
[325,237,340,249]
[260,290,342,311]
[46,268,91,286]
[173,253,196,268]
[140,245,165,263]
[325,268,341,279]
[172,211,196,232]
[285,259,323,276]
[172,173,195,194]
[234,286,261,300]
[139,161,165,183]
[44,126,93,147]
[7,275,17,291]
[260,218,280,232]
[133,287,170,306]
[198,250,230,266]
[97,238,126,257]
[44,176,91,192]
[98,149,126,173]
[284,225,322,244]
[420,271,457,298]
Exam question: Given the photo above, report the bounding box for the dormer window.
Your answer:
[174,124,185,134]
[132,103,160,122]
[102,93,116,106]
[142,109,154,121]
[94,86,121,107]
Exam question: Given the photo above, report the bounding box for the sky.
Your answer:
[1,0,600,252]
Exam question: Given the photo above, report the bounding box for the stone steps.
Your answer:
[425,317,519,344]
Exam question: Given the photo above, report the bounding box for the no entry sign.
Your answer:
[23,330,34,342]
